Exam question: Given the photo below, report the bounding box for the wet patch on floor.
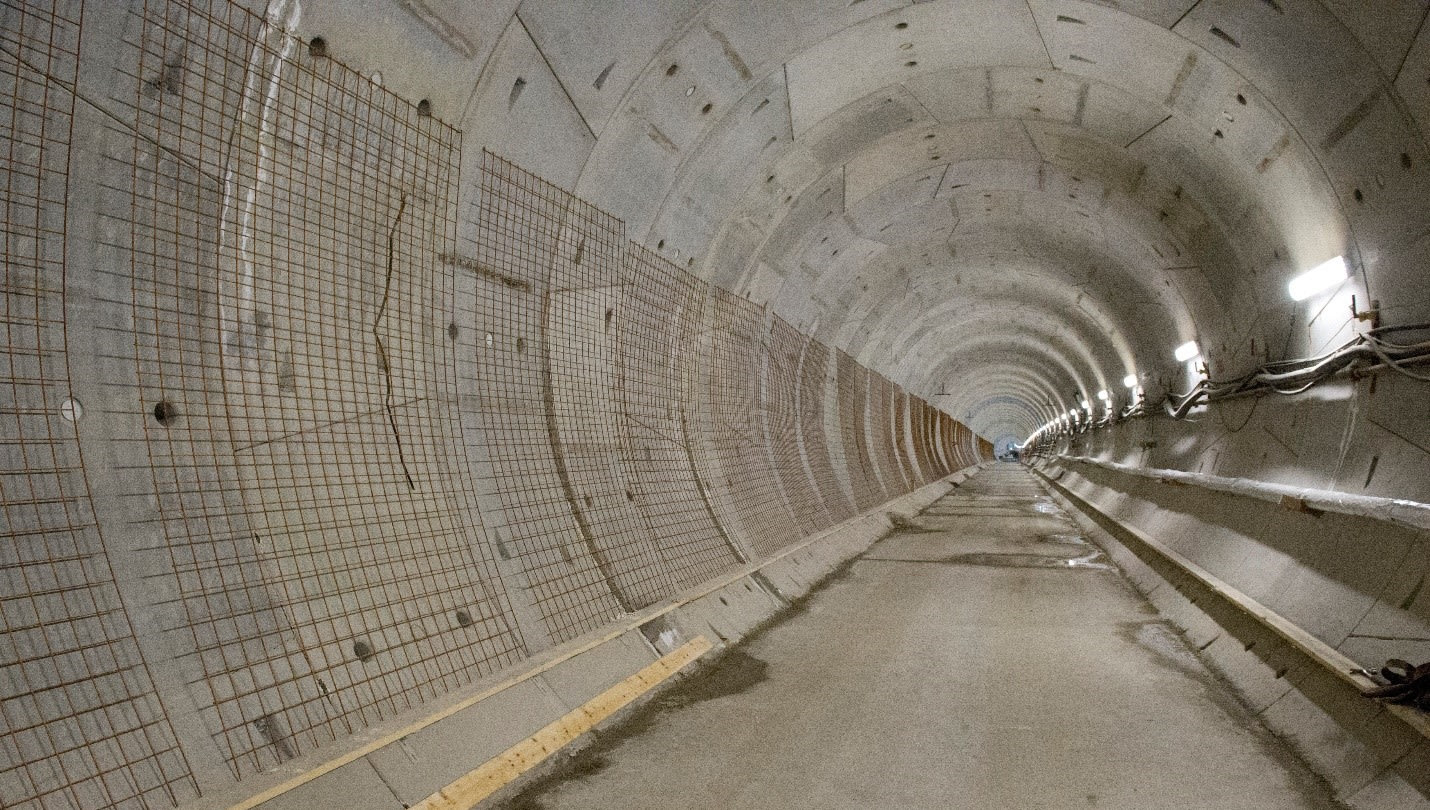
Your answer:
[887,514,946,533]
[494,649,772,809]
[1040,533,1089,546]
[917,508,1059,519]
[657,649,769,708]
[862,551,1114,571]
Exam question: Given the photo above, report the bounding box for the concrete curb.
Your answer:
[1036,466,1430,810]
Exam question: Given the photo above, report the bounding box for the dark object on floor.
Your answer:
[1364,659,1430,710]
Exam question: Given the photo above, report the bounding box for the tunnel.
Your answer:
[3,0,1430,808]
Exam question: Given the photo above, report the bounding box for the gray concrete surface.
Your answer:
[504,465,1341,810]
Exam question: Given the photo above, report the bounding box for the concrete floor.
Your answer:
[504,466,1342,810]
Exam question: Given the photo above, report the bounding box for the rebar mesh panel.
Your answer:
[945,415,969,469]
[910,398,936,481]
[619,244,742,588]
[958,422,975,467]
[891,389,919,488]
[929,405,948,474]
[796,340,854,523]
[469,151,660,640]
[117,0,524,779]
[935,412,952,472]
[834,351,883,511]
[931,404,947,475]
[694,289,799,557]
[1,3,201,808]
[882,380,905,491]
[766,318,827,535]
[904,397,923,484]
[866,374,907,496]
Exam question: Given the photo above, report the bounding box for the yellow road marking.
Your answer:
[412,635,713,810]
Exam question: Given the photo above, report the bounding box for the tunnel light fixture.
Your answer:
[1095,389,1109,401]
[1122,374,1137,388]
[1288,255,1347,301]
[1173,340,1200,363]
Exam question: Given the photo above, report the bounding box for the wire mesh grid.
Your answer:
[693,289,801,558]
[2,0,984,798]
[795,338,855,523]
[834,352,884,511]
[619,243,744,588]
[467,150,660,642]
[883,380,914,491]
[866,373,907,497]
[892,390,917,486]
[765,317,829,536]
[927,403,948,475]
[910,398,937,481]
[936,412,955,472]
[1,2,203,808]
[110,0,526,780]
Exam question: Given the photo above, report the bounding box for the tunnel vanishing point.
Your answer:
[4,0,1430,808]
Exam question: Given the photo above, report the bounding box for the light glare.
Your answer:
[1288,255,1348,301]
[1174,340,1200,362]
[1122,374,1137,388]
[1096,389,1109,400]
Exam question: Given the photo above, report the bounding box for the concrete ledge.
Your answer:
[201,470,970,810]
[1036,467,1430,810]
[1063,455,1430,532]
[1048,458,1430,669]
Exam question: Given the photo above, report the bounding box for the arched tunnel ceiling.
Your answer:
[299,0,1430,443]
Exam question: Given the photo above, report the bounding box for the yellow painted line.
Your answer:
[412,635,713,810]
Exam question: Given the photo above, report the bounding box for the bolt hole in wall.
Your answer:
[152,400,177,425]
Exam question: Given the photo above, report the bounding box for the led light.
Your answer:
[1096,389,1109,401]
[1123,374,1137,388]
[1288,255,1348,301]
[1173,340,1200,362]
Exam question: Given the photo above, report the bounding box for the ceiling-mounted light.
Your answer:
[1173,340,1200,362]
[1288,255,1347,301]
[1123,374,1137,388]
[1096,390,1109,401]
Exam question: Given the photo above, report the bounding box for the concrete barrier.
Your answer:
[1036,462,1430,810]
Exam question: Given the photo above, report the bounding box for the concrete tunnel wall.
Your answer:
[0,2,992,808]
[7,0,1430,808]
